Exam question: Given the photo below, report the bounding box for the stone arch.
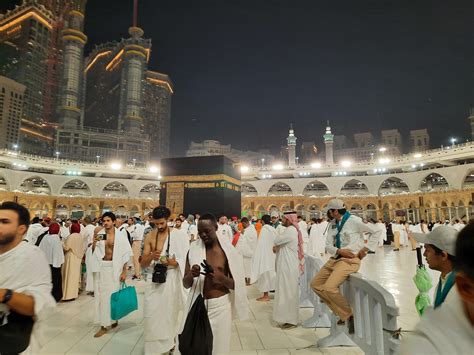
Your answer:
[462,170,474,190]
[115,205,128,217]
[241,183,258,197]
[302,180,330,197]
[18,176,51,195]
[59,179,92,197]
[255,204,266,217]
[139,183,160,200]
[419,173,449,192]
[102,181,129,198]
[378,177,409,195]
[280,202,291,211]
[366,203,377,221]
[268,205,279,215]
[268,182,293,196]
[340,179,369,196]
[350,203,363,218]
[70,203,85,219]
[55,203,69,219]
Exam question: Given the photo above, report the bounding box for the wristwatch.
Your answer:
[1,289,13,304]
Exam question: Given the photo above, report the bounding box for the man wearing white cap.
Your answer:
[310,198,381,332]
[411,226,458,308]
[400,222,474,354]
[271,211,285,235]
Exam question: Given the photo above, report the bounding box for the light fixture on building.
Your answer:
[149,166,159,173]
[379,147,387,153]
[310,162,321,168]
[272,164,284,170]
[110,162,122,170]
[378,157,390,164]
[240,166,249,173]
[413,153,422,158]
[341,160,352,168]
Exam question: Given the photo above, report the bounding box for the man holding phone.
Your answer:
[92,212,132,338]
[310,199,381,333]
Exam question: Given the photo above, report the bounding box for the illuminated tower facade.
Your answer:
[287,124,297,168]
[324,121,334,165]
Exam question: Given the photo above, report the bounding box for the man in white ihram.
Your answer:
[310,199,381,333]
[140,206,188,354]
[217,215,233,244]
[251,214,277,301]
[92,212,132,337]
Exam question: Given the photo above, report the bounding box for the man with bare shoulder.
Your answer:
[140,206,188,354]
[183,213,248,354]
[92,212,133,338]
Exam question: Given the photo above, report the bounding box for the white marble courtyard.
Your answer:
[36,246,435,354]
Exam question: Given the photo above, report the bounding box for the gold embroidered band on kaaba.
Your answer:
[162,174,241,187]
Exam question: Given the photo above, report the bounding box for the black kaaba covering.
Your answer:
[159,155,241,218]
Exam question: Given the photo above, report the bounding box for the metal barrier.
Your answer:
[301,254,401,354]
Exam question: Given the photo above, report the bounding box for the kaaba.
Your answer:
[159,155,241,218]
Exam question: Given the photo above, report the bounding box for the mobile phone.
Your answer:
[98,233,106,241]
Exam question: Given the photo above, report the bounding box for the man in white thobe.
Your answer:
[217,215,233,244]
[93,212,132,337]
[376,219,387,247]
[236,217,258,285]
[273,212,304,328]
[309,218,328,257]
[25,217,47,244]
[250,214,276,301]
[141,206,188,354]
[0,202,56,355]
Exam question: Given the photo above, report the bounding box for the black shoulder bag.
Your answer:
[152,229,170,284]
[0,310,34,354]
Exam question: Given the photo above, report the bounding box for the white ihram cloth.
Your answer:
[399,287,474,354]
[0,242,56,354]
[400,224,409,246]
[144,229,188,354]
[273,225,299,325]
[186,234,248,354]
[236,224,258,278]
[83,224,99,293]
[298,220,310,254]
[25,223,47,244]
[309,221,328,257]
[96,228,133,327]
[38,233,65,268]
[250,225,276,292]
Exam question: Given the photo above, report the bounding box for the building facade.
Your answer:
[0,76,25,149]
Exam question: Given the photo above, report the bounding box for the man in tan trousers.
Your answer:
[311,199,381,333]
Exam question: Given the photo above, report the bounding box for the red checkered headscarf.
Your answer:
[283,212,305,275]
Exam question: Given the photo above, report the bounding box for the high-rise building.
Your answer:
[410,129,430,152]
[334,135,348,150]
[144,70,173,159]
[0,76,25,149]
[354,132,374,148]
[0,1,54,154]
[56,1,87,128]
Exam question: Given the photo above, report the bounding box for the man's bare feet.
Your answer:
[111,321,118,329]
[256,295,270,301]
[94,327,107,338]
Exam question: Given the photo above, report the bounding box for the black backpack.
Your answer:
[179,292,213,355]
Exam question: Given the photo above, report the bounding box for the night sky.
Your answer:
[3,0,474,156]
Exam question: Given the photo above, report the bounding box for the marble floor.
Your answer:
[36,246,434,354]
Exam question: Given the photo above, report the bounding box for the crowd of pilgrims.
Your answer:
[1,199,473,355]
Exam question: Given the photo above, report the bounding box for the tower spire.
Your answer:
[133,0,138,28]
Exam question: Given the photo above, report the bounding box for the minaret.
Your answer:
[324,120,334,165]
[469,107,474,141]
[120,0,150,135]
[57,1,88,128]
[287,124,297,168]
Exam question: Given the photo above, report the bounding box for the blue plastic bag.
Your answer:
[110,282,138,321]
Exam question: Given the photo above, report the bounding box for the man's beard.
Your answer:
[0,233,16,246]
[158,226,167,233]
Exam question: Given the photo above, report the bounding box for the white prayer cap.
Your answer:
[326,198,345,210]
[270,211,279,218]
[133,213,141,219]
[412,225,458,256]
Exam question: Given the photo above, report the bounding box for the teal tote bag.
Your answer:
[110,282,138,321]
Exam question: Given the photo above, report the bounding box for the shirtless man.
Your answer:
[140,206,187,354]
[183,213,247,354]
[92,212,132,338]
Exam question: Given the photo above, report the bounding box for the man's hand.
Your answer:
[119,271,127,282]
[337,249,355,258]
[357,248,368,260]
[191,264,200,277]
[151,250,161,261]
[273,246,279,254]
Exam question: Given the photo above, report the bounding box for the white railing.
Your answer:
[300,254,401,355]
